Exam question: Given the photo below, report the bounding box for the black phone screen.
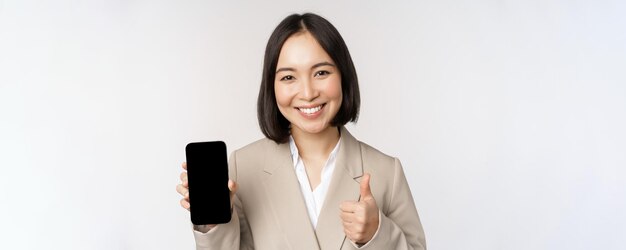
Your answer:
[185,141,231,225]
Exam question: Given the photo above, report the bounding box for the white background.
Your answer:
[1,0,625,249]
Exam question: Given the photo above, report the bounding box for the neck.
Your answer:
[291,126,340,159]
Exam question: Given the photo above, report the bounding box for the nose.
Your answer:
[299,77,319,102]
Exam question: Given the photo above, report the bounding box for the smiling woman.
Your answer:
[176,13,426,250]
[274,32,343,139]
[257,13,361,144]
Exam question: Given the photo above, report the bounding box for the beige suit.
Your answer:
[193,127,426,249]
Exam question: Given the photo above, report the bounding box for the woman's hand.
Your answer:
[176,162,191,210]
[176,162,238,232]
[340,173,380,245]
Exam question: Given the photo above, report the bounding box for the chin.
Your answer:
[296,123,330,135]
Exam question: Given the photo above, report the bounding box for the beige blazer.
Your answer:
[193,127,426,249]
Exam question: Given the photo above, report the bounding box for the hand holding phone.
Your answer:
[183,141,232,225]
[177,163,237,232]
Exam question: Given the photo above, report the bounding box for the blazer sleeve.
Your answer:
[191,151,255,250]
[360,158,427,250]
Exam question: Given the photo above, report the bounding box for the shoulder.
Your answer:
[358,141,401,182]
[229,137,294,176]
[357,140,396,164]
[341,127,397,166]
[231,137,281,164]
[339,127,403,182]
[237,137,278,154]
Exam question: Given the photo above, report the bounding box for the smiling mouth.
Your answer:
[296,104,325,115]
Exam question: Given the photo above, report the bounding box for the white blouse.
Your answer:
[288,136,341,229]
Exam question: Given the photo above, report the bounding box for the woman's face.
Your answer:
[274,31,343,136]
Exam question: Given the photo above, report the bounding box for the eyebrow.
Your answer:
[275,61,336,73]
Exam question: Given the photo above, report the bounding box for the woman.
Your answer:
[176,13,426,250]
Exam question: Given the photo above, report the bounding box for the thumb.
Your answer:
[360,173,373,200]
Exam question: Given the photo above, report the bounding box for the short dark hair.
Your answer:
[257,13,360,143]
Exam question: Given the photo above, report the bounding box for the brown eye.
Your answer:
[314,70,330,77]
[280,75,294,81]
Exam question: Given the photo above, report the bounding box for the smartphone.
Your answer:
[185,141,231,225]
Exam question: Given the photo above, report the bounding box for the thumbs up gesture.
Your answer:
[340,173,380,244]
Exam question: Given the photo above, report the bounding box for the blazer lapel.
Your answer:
[262,142,321,250]
[315,127,364,249]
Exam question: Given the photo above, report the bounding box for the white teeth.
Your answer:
[299,105,322,114]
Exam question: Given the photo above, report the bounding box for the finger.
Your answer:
[182,162,187,170]
[180,198,190,210]
[360,173,373,200]
[180,171,187,182]
[340,201,357,212]
[340,211,355,222]
[342,220,352,228]
[228,179,238,194]
[176,183,188,196]
[183,180,188,188]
